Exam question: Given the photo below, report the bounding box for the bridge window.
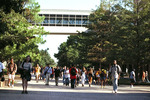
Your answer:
[50,18,55,24]
[37,14,89,27]
[56,18,62,25]
[43,18,49,23]
[69,18,75,25]
[63,18,68,25]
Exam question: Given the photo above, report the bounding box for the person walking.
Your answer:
[100,69,106,88]
[130,69,136,88]
[44,64,52,85]
[35,64,41,83]
[62,66,66,85]
[54,66,61,86]
[96,69,100,85]
[7,58,17,88]
[65,67,70,86]
[88,68,93,87]
[145,71,149,83]
[69,65,77,89]
[20,55,32,94]
[142,70,146,82]
[109,60,122,93]
[51,67,54,80]
[0,61,4,82]
[81,67,86,87]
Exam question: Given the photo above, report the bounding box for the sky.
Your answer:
[37,0,100,63]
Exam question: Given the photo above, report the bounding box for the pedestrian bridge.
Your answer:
[32,9,91,35]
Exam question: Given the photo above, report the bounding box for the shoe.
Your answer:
[130,85,133,88]
[12,85,14,88]
[45,84,49,85]
[25,91,28,94]
[89,84,91,87]
[21,91,25,94]
[112,91,115,93]
[115,90,117,93]
[8,84,10,87]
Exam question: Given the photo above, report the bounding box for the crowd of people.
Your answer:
[0,56,150,94]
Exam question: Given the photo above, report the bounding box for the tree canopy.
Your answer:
[55,0,150,76]
[0,0,55,66]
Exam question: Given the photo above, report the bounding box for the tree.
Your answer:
[0,0,47,63]
[38,50,55,67]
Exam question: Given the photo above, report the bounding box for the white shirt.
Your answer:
[130,71,135,79]
[65,70,70,78]
[0,62,4,72]
[109,64,121,79]
[21,62,32,71]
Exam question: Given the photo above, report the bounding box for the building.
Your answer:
[32,9,91,35]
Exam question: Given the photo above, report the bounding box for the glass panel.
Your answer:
[82,19,88,25]
[83,15,88,19]
[50,18,55,24]
[69,18,75,25]
[63,18,68,25]
[56,18,62,24]
[63,15,68,18]
[50,14,55,18]
[43,18,49,23]
[57,15,62,18]
[76,19,81,25]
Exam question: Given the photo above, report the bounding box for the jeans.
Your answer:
[63,75,65,84]
[46,74,50,85]
[71,79,76,88]
[112,78,118,91]
[55,77,59,85]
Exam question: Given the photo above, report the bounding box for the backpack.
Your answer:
[100,71,105,77]
[71,68,76,76]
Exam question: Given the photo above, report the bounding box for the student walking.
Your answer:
[0,61,4,82]
[81,67,86,87]
[65,67,70,86]
[44,64,52,85]
[69,65,77,89]
[54,66,61,86]
[88,68,93,87]
[109,60,122,93]
[7,58,17,88]
[142,70,146,82]
[100,69,106,88]
[20,56,32,94]
[145,71,149,83]
[130,69,136,88]
[35,64,41,83]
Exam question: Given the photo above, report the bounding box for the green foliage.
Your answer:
[55,0,150,70]
[38,50,56,67]
[0,0,55,65]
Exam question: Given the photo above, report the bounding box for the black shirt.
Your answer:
[55,69,60,77]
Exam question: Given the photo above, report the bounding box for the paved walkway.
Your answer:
[0,78,150,100]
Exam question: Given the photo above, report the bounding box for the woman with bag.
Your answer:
[20,55,32,94]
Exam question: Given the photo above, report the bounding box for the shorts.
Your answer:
[0,72,3,77]
[130,79,136,83]
[8,74,15,80]
[36,73,40,76]
[100,77,106,81]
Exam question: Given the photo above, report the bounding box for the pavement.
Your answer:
[0,77,150,100]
